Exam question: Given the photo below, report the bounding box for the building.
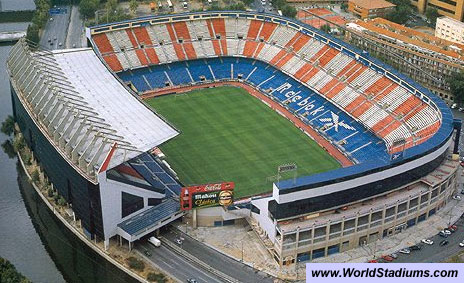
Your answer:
[348,0,396,19]
[435,16,464,44]
[8,11,460,266]
[346,17,464,103]
[412,0,464,22]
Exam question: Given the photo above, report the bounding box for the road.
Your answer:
[253,0,274,14]
[137,241,224,283]
[390,203,464,263]
[136,226,275,283]
[39,5,70,50]
[163,227,274,283]
[65,5,86,48]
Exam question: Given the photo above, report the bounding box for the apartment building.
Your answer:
[348,0,396,19]
[346,17,464,103]
[412,0,464,21]
[435,16,464,44]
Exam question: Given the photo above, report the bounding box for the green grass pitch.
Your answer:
[146,86,340,198]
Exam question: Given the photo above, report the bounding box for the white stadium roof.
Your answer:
[53,48,178,153]
[7,40,178,182]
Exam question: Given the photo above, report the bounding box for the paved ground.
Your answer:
[39,5,70,50]
[136,241,224,283]
[65,5,86,49]
[394,216,464,263]
[164,226,275,283]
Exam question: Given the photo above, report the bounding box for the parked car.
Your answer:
[382,255,394,262]
[440,240,449,246]
[453,195,462,200]
[421,239,434,245]
[175,238,183,245]
[451,103,457,109]
[442,229,452,235]
[368,259,378,263]
[187,279,197,283]
[144,249,151,257]
[409,245,422,251]
[449,225,457,231]
[461,189,464,194]
[459,241,464,247]
[439,231,449,237]
[390,253,398,259]
[399,248,411,254]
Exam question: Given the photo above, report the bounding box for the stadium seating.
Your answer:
[91,17,441,161]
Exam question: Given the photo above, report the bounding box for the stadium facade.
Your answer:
[7,11,462,264]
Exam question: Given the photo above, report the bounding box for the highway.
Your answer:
[137,241,224,283]
[39,5,70,50]
[135,226,275,283]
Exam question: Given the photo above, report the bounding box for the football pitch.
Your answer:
[146,86,340,198]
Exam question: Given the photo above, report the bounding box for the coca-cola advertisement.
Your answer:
[180,182,234,210]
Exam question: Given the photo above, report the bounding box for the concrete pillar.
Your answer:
[104,239,109,251]
[193,209,197,228]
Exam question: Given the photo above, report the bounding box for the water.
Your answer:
[0,0,35,11]
[0,26,135,283]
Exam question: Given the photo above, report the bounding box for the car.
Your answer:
[440,240,449,246]
[58,42,62,47]
[453,195,462,200]
[368,259,378,263]
[448,226,456,233]
[390,253,398,259]
[459,241,464,247]
[382,255,394,262]
[451,103,457,109]
[421,239,434,245]
[72,43,76,48]
[399,248,410,254]
[459,107,464,112]
[449,225,457,230]
[144,250,152,257]
[50,17,53,21]
[461,189,464,194]
[187,279,197,283]
[175,239,183,245]
[53,36,57,41]
[50,41,53,46]
[409,245,422,251]
[48,38,51,42]
[439,231,448,237]
[443,229,452,234]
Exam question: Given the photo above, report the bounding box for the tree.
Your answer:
[1,115,15,136]
[0,257,31,283]
[320,23,331,33]
[79,0,100,19]
[281,5,297,18]
[426,7,440,27]
[106,0,118,13]
[129,0,139,16]
[449,71,464,105]
[386,4,411,24]
[341,2,348,11]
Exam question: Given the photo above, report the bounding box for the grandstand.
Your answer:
[7,11,458,265]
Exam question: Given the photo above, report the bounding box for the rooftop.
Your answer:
[352,18,464,61]
[51,48,179,172]
[437,16,464,28]
[349,0,396,10]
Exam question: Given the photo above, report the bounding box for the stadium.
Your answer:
[7,11,462,265]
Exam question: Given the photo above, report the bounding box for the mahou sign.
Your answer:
[180,182,235,211]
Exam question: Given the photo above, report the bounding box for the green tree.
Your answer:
[26,23,40,44]
[386,4,411,24]
[0,257,31,283]
[106,0,118,13]
[449,71,464,105]
[426,7,440,27]
[79,0,100,19]
[1,115,15,136]
[341,2,348,11]
[129,0,139,16]
[281,5,297,18]
[320,23,331,33]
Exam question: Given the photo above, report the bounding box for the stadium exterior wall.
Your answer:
[270,135,452,219]
[10,86,105,240]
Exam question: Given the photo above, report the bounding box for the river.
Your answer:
[0,22,135,283]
